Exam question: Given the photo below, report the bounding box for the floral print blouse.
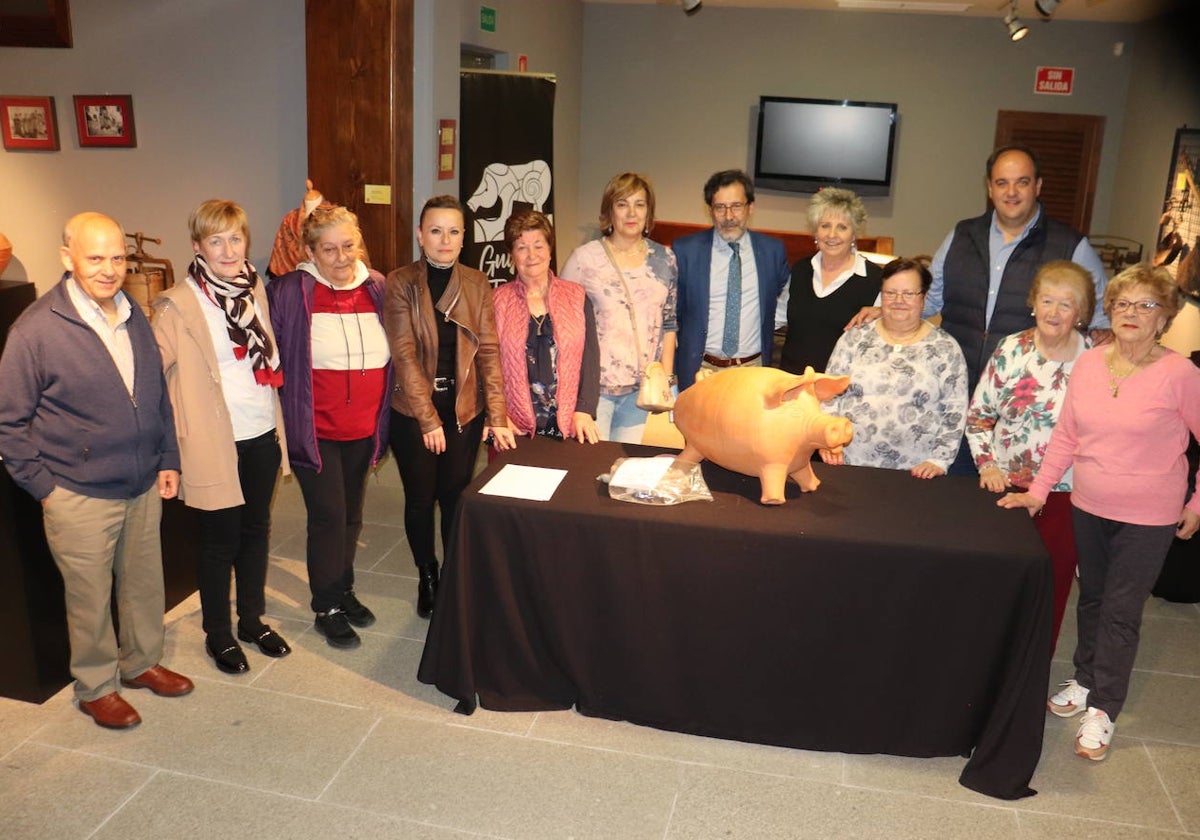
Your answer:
[561,238,678,396]
[965,328,1088,491]
[824,322,968,471]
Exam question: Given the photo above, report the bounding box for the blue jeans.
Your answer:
[595,392,648,444]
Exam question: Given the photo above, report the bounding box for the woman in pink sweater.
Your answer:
[1000,264,1200,762]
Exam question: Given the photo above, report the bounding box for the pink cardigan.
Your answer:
[1029,347,1200,526]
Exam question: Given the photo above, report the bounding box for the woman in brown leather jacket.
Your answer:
[384,196,515,618]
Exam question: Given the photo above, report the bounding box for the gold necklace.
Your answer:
[531,312,548,335]
[1105,343,1156,397]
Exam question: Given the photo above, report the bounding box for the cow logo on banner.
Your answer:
[460,71,556,286]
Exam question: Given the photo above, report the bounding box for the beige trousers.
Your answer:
[41,484,165,701]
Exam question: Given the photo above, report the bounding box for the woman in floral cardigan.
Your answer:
[966,260,1094,652]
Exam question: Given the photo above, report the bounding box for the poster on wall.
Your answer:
[459,70,555,286]
[1155,128,1200,304]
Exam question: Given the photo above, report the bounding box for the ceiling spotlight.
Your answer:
[1034,0,1059,18]
[682,0,702,12]
[1004,5,1029,41]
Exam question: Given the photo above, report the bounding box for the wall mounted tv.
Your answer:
[753,96,898,196]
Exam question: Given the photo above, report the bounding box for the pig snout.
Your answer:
[814,414,853,449]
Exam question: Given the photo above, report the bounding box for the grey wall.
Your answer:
[579,4,1139,256]
[0,0,307,294]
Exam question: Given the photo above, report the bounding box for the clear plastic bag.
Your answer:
[598,455,713,506]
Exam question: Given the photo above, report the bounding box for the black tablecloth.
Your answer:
[418,436,1052,799]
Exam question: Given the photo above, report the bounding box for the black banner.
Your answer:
[460,71,555,285]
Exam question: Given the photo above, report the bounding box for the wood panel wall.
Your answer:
[305,0,413,273]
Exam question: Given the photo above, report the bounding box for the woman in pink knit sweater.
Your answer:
[999,264,1200,762]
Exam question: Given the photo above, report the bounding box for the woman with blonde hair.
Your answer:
[269,206,391,650]
[153,200,290,674]
[967,260,1094,652]
[778,187,883,374]
[1000,263,1200,761]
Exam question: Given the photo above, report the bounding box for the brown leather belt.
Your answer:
[702,352,761,368]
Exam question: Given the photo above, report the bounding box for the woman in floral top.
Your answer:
[967,260,1094,651]
[822,258,967,477]
[561,172,678,443]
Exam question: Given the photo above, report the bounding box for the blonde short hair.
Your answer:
[1028,260,1095,328]
[1104,263,1183,334]
[301,205,364,259]
[189,199,250,248]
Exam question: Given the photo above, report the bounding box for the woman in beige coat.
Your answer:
[152,200,290,675]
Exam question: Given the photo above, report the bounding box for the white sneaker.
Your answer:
[1047,679,1089,718]
[1075,708,1114,761]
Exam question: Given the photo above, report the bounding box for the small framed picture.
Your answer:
[73,94,136,148]
[0,95,60,151]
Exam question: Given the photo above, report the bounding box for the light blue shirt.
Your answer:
[704,231,762,357]
[66,277,135,395]
[926,208,1109,329]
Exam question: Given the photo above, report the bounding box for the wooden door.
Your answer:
[306,0,413,272]
[994,110,1105,234]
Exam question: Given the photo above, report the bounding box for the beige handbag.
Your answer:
[600,239,676,413]
[637,361,675,413]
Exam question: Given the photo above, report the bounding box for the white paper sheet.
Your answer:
[478,464,568,501]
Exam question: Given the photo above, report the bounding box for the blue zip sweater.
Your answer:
[0,277,180,501]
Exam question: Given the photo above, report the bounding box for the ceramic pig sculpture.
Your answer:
[673,366,853,505]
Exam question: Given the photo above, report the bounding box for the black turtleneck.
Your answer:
[427,261,457,381]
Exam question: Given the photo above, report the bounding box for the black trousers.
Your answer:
[293,436,375,613]
[1071,507,1176,720]
[197,429,281,639]
[389,397,484,569]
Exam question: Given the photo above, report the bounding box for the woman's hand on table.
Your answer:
[910,461,945,479]
[996,491,1044,518]
[573,412,599,444]
[1178,508,1200,540]
[818,447,843,465]
[423,426,447,454]
[978,464,1009,493]
[485,424,517,451]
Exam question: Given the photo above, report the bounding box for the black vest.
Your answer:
[780,258,883,374]
[942,208,1082,390]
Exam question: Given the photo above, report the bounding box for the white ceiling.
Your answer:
[587,0,1174,24]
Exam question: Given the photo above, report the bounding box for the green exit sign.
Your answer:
[480,6,496,32]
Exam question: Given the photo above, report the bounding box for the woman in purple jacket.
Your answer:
[268,206,391,650]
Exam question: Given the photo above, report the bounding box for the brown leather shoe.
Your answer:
[120,665,194,697]
[79,692,141,729]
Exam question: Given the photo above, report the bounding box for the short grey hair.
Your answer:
[807,188,867,238]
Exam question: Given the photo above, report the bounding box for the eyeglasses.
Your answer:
[881,290,924,301]
[1111,299,1162,315]
[711,202,747,216]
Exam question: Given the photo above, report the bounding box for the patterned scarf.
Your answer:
[188,254,283,387]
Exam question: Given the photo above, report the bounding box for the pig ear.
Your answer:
[811,374,851,401]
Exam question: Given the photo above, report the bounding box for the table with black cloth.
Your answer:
[417,436,1053,800]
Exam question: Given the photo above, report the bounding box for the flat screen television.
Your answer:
[753,96,898,196]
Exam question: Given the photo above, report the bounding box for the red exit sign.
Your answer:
[1035,66,1074,95]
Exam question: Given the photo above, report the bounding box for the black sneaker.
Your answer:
[314,607,361,649]
[339,590,376,628]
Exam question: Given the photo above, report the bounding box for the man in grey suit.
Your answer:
[673,170,791,390]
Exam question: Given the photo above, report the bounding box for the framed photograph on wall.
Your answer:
[0,96,60,151]
[1154,127,1200,304]
[73,94,136,148]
